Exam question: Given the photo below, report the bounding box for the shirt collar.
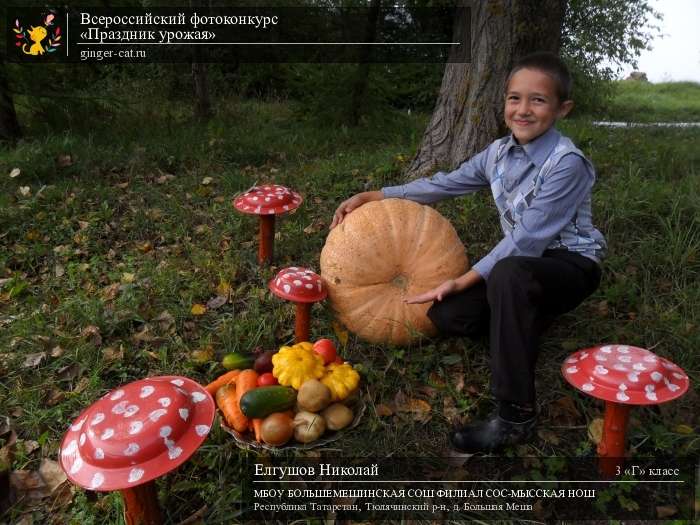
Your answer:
[501,127,561,167]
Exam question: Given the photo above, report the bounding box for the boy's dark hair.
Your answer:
[507,52,572,102]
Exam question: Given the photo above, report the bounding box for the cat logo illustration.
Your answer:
[13,13,61,56]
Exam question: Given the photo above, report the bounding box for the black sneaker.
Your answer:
[450,413,537,454]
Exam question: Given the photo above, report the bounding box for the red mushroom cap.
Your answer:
[269,266,327,303]
[233,184,302,216]
[562,344,689,405]
[59,376,214,492]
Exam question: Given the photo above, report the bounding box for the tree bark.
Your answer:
[0,59,22,144]
[405,0,565,179]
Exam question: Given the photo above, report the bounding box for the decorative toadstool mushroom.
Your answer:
[562,344,689,476]
[233,184,302,264]
[269,266,327,343]
[59,376,215,525]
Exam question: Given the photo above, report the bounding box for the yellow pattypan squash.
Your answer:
[272,345,325,390]
[321,363,360,401]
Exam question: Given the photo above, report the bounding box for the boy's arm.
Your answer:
[472,153,595,280]
[382,146,491,204]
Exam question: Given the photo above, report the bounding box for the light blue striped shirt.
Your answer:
[382,127,607,279]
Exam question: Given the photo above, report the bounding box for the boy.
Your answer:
[329,52,606,453]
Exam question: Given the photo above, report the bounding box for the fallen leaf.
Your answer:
[23,441,39,455]
[19,186,31,197]
[191,346,214,363]
[45,388,65,406]
[73,377,90,394]
[132,324,158,343]
[101,283,121,301]
[395,397,432,423]
[121,272,136,284]
[155,173,175,184]
[25,230,41,241]
[656,505,677,518]
[215,279,232,297]
[206,295,227,310]
[442,397,459,422]
[22,352,46,368]
[11,470,46,495]
[9,168,20,178]
[240,240,254,249]
[80,325,102,346]
[138,241,153,253]
[332,321,349,346]
[78,220,89,230]
[549,396,581,425]
[596,300,609,317]
[115,181,129,189]
[54,264,65,278]
[153,311,175,333]
[191,303,207,316]
[672,424,694,434]
[303,219,326,234]
[57,363,82,382]
[588,417,604,445]
[375,404,394,417]
[102,345,124,363]
[201,176,214,185]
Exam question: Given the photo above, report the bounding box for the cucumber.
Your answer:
[240,386,297,418]
[221,352,255,370]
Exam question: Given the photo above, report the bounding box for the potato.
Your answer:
[293,411,326,443]
[261,413,294,446]
[297,379,332,412]
[321,403,353,431]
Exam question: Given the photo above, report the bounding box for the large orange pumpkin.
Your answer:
[320,198,469,345]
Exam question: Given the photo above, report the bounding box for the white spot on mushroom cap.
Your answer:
[124,405,140,418]
[643,355,657,363]
[650,371,663,382]
[179,408,189,421]
[170,379,184,386]
[672,372,686,380]
[128,468,145,483]
[168,446,183,460]
[617,355,632,363]
[160,426,172,438]
[594,365,609,375]
[195,425,210,436]
[566,366,578,374]
[112,400,128,415]
[594,355,607,362]
[70,418,86,432]
[283,284,291,294]
[158,397,171,407]
[582,383,595,392]
[79,433,86,446]
[100,428,115,440]
[566,357,578,364]
[124,443,140,456]
[600,346,612,353]
[149,409,167,422]
[128,421,143,435]
[69,456,84,474]
[110,389,125,401]
[90,472,105,489]
[94,448,104,460]
[305,283,313,289]
[612,364,627,371]
[616,345,629,353]
[632,363,647,371]
[191,392,206,403]
[627,372,639,382]
[62,440,78,457]
[616,392,630,402]
[140,386,155,398]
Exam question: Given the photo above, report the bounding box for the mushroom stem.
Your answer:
[295,302,311,343]
[121,481,163,525]
[258,215,276,264]
[597,401,631,477]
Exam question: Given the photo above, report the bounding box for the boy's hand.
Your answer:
[404,279,458,304]
[330,191,384,229]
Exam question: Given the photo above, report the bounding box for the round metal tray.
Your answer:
[220,398,366,452]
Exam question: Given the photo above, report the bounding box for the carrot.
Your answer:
[215,384,248,432]
[252,418,263,442]
[233,369,258,433]
[205,370,241,395]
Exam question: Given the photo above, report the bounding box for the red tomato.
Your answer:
[313,338,337,365]
[257,372,278,386]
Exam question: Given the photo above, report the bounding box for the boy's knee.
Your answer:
[427,299,487,338]
[427,300,453,335]
[487,257,537,300]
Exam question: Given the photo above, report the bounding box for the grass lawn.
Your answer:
[1,83,699,523]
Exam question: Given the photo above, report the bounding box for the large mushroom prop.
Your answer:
[59,376,215,525]
[269,267,327,343]
[562,344,689,476]
[233,184,302,264]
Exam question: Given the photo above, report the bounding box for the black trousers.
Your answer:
[427,249,601,406]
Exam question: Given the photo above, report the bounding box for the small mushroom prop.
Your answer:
[233,184,302,264]
[59,376,215,525]
[270,267,327,343]
[562,345,689,476]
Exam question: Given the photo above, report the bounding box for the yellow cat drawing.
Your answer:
[23,25,48,56]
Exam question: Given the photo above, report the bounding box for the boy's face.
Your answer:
[504,68,573,144]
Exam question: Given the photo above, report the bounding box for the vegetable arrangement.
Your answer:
[208,339,361,447]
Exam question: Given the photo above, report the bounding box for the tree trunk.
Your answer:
[405,0,565,179]
[348,0,382,126]
[0,59,22,144]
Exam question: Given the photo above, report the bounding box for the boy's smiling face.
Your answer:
[504,67,573,144]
